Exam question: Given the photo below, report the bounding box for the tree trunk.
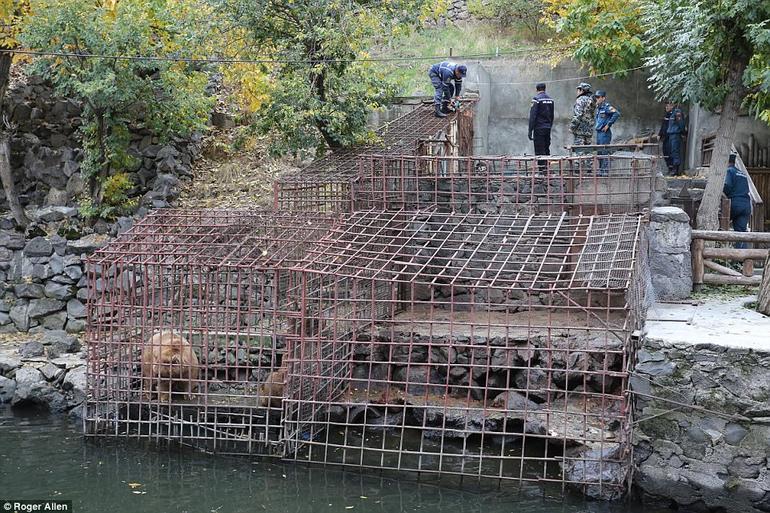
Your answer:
[90,111,109,205]
[696,57,747,229]
[758,254,770,316]
[0,51,29,228]
[0,133,29,227]
[310,69,343,149]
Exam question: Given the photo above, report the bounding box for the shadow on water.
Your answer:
[0,407,671,513]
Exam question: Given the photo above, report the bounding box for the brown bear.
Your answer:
[141,330,199,402]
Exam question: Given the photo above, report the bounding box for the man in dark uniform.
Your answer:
[666,106,687,176]
[428,61,467,118]
[658,101,674,173]
[528,82,554,167]
[594,90,620,175]
[723,153,752,249]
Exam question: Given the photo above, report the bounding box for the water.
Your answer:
[0,407,672,513]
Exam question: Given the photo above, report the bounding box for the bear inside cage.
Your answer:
[281,209,648,496]
[84,210,338,455]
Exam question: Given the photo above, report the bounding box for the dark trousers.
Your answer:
[669,134,682,175]
[533,128,551,172]
[596,129,612,175]
[731,203,751,249]
[661,136,673,169]
[429,72,455,106]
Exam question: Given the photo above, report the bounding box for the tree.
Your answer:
[210,0,425,154]
[469,0,547,38]
[20,0,213,218]
[0,0,30,227]
[643,0,770,230]
[543,0,645,75]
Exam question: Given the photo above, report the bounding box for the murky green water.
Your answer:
[0,407,672,513]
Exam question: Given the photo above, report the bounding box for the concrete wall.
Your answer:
[687,105,770,169]
[463,59,663,155]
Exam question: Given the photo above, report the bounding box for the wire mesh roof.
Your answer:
[277,100,476,185]
[297,210,645,291]
[89,209,340,268]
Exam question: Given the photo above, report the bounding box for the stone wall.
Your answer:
[633,329,770,510]
[0,222,110,333]
[2,74,201,212]
[647,207,692,301]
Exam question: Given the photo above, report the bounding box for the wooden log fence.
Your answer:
[692,230,770,287]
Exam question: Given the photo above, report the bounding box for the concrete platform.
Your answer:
[645,295,770,351]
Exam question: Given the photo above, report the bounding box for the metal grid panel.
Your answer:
[352,154,657,215]
[84,209,338,455]
[274,102,476,212]
[283,210,646,497]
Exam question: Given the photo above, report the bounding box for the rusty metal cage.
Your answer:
[352,154,658,215]
[273,101,476,212]
[283,209,648,497]
[84,209,339,455]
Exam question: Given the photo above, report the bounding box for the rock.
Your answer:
[650,206,690,224]
[43,330,81,354]
[24,236,54,257]
[635,359,676,377]
[392,365,445,395]
[561,445,626,501]
[0,355,22,374]
[12,366,45,402]
[152,173,179,200]
[44,281,73,300]
[41,311,67,330]
[66,234,107,255]
[65,319,86,333]
[37,206,77,222]
[155,145,180,160]
[64,265,83,281]
[0,312,9,326]
[93,219,111,235]
[491,391,541,411]
[19,340,45,358]
[0,375,16,402]
[62,366,86,405]
[114,216,134,236]
[66,299,86,319]
[65,173,85,197]
[728,456,765,479]
[724,423,749,445]
[9,303,30,330]
[28,298,65,319]
[14,283,45,299]
[0,230,25,250]
[40,362,64,382]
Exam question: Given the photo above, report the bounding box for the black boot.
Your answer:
[434,103,447,118]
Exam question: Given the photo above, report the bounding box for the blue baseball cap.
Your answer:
[456,65,467,77]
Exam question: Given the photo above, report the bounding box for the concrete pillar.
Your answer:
[648,206,692,300]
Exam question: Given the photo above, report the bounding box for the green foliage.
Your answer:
[544,0,645,75]
[211,0,427,153]
[745,20,770,124]
[21,0,213,211]
[468,0,546,37]
[79,172,138,221]
[642,0,769,113]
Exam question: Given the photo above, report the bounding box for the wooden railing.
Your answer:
[692,230,770,287]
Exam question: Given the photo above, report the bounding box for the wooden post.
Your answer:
[758,254,770,316]
[692,238,705,291]
[743,258,754,277]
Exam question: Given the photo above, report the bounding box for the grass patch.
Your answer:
[689,284,755,301]
[373,23,544,96]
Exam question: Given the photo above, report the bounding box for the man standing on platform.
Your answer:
[594,90,620,175]
[528,82,554,171]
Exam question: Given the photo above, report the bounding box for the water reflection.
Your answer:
[0,408,670,513]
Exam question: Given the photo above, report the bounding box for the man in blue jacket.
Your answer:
[594,90,620,175]
[528,82,554,162]
[723,153,752,249]
[428,61,467,118]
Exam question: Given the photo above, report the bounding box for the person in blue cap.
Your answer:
[666,105,687,176]
[723,153,752,249]
[594,90,620,175]
[428,61,467,118]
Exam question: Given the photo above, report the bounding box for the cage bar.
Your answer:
[273,101,476,212]
[84,209,340,455]
[352,154,658,215]
[283,209,648,497]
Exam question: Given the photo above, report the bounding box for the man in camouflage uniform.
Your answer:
[570,82,595,151]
